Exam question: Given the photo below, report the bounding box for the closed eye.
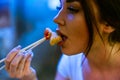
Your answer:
[67,6,79,13]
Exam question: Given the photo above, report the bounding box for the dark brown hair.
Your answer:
[66,0,120,56]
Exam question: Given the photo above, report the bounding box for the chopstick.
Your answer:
[0,58,5,63]
[20,37,46,51]
[0,37,46,71]
[0,65,5,71]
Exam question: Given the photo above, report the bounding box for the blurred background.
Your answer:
[0,0,62,80]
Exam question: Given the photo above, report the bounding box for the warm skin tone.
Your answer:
[82,1,120,80]
[54,0,89,55]
[5,46,37,80]
[55,0,120,80]
[4,0,120,80]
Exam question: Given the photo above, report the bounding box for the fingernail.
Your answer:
[26,50,34,57]
[28,50,34,57]
[27,49,32,52]
[16,45,22,50]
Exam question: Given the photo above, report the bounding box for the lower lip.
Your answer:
[57,41,64,46]
[57,39,67,46]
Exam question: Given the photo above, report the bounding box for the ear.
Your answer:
[102,23,115,33]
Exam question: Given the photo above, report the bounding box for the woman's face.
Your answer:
[54,0,89,55]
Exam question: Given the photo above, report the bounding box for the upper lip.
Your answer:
[56,29,63,36]
[56,29,68,40]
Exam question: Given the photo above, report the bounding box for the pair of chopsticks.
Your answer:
[0,37,46,71]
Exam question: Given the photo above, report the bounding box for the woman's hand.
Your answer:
[5,45,37,80]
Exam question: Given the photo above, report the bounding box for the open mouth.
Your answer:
[56,30,68,45]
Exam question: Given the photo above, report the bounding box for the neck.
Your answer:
[87,41,120,70]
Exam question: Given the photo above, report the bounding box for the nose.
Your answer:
[53,11,65,26]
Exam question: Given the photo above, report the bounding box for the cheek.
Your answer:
[64,23,89,54]
[74,21,89,52]
[67,14,74,20]
[69,15,89,39]
[72,30,89,52]
[63,13,89,54]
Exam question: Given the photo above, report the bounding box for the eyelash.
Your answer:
[56,6,79,14]
[67,7,79,13]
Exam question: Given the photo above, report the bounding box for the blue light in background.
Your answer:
[48,0,60,10]
[19,0,59,47]
[24,0,59,20]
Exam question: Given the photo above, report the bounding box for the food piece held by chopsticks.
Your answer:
[50,32,62,46]
[44,28,51,40]
[0,28,61,71]
[45,28,62,46]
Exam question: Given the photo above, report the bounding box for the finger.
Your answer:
[16,52,28,78]
[23,50,33,76]
[9,51,25,78]
[5,45,21,71]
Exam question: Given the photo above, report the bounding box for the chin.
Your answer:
[62,49,82,56]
